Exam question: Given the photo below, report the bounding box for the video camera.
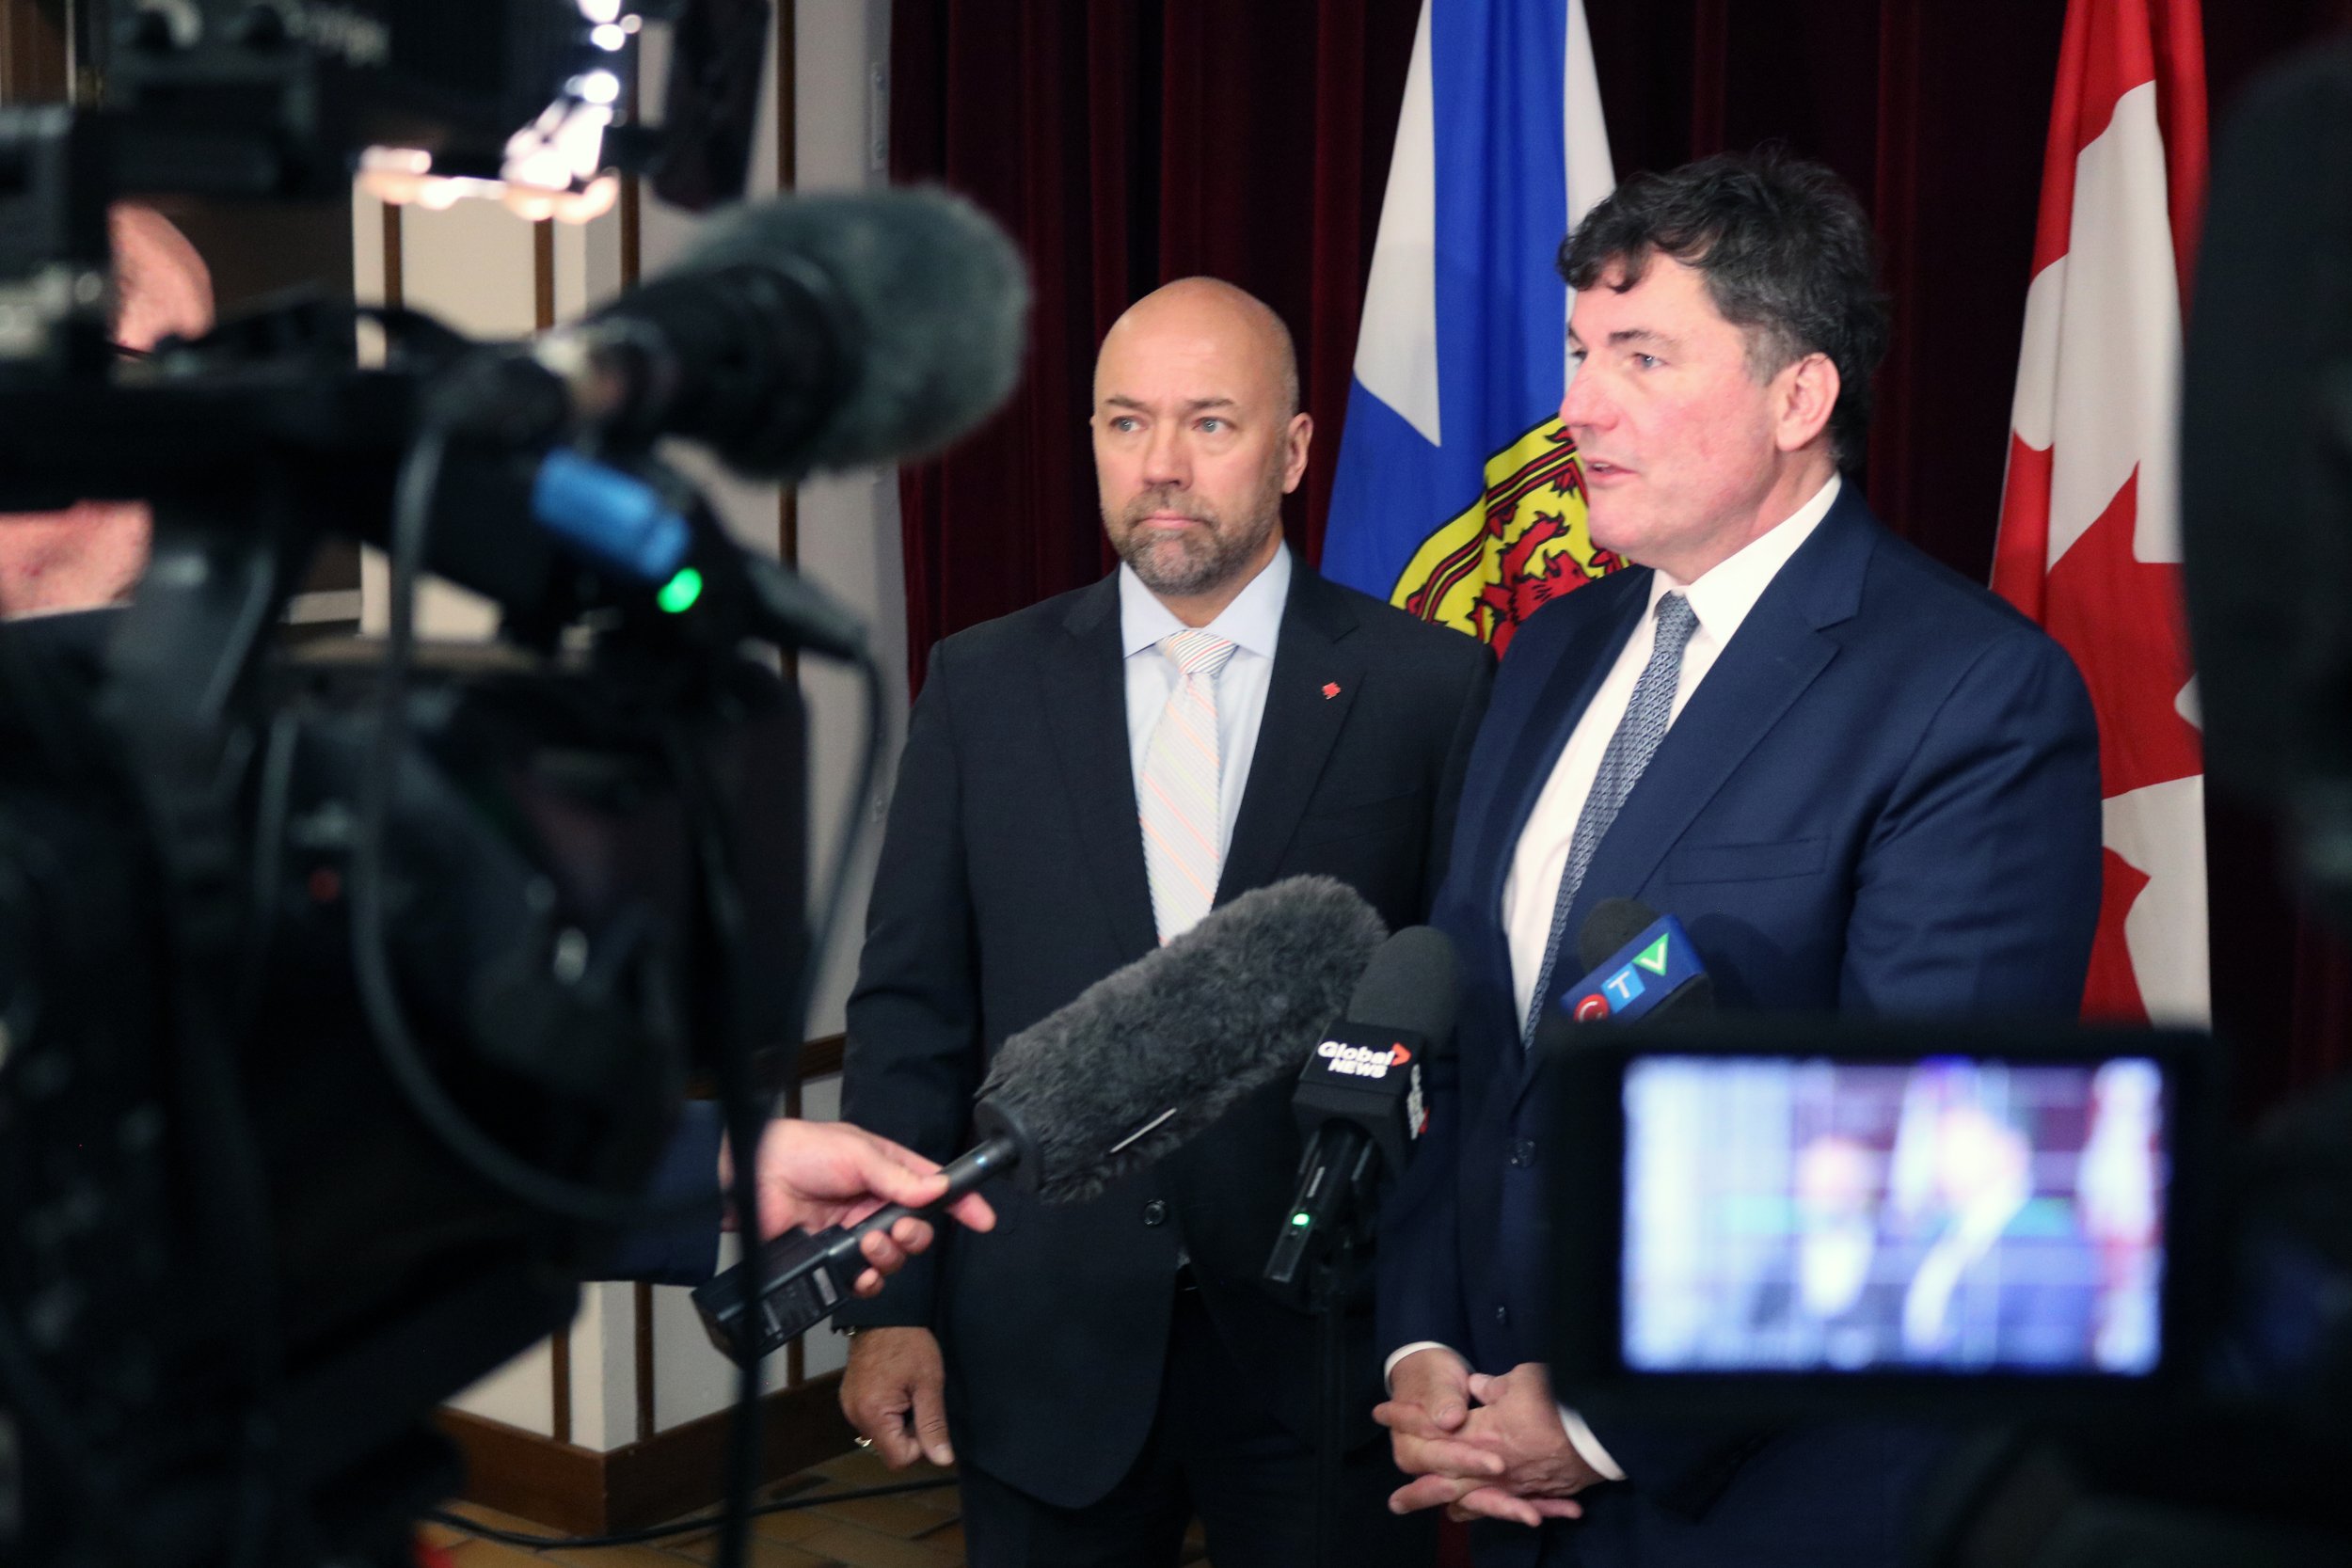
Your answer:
[1542,1020,2352,1566]
[0,3,1024,1566]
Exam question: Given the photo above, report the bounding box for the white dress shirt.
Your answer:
[1502,472,1840,1022]
[1119,543,1291,859]
[1385,473,1842,1481]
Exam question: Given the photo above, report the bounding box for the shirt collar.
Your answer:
[1120,541,1292,658]
[1650,471,1841,639]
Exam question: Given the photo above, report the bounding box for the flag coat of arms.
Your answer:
[1324,0,1616,654]
[1992,0,2209,1026]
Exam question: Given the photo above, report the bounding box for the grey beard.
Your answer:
[1116,510,1279,599]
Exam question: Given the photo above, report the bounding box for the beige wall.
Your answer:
[358,0,901,1450]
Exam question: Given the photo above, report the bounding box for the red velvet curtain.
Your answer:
[889,0,2352,1110]
[889,0,1421,679]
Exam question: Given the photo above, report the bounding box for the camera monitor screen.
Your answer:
[1620,1053,2172,1378]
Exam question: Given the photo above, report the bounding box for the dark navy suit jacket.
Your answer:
[834,565,1492,1509]
[1376,486,2103,1568]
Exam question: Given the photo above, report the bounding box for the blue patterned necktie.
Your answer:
[1521,592,1701,1045]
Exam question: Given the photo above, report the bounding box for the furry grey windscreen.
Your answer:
[1346,927,1457,1048]
[682,185,1030,473]
[977,877,1387,1204]
[1577,896,1659,974]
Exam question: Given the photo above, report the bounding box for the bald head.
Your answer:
[1097,277,1300,420]
[1090,277,1313,625]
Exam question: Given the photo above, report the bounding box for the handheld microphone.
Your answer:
[1558,897,1713,1025]
[441,185,1030,479]
[1263,927,1456,1289]
[692,876,1388,1364]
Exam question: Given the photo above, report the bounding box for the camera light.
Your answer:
[580,71,621,105]
[579,0,620,21]
[592,23,626,50]
[362,147,434,176]
[658,568,706,613]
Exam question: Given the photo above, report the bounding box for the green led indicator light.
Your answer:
[1290,1212,1311,1227]
[657,567,705,613]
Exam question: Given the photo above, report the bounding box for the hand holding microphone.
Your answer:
[692,876,1389,1365]
[714,1120,999,1299]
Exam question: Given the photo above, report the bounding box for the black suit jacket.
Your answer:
[835,562,1493,1507]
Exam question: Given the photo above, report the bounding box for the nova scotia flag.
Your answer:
[1325,0,1616,654]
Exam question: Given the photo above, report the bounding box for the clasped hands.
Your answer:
[1375,1348,1605,1527]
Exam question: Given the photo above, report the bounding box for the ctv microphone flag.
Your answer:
[1323,0,1617,655]
[1561,911,1706,1025]
[1991,0,2210,1026]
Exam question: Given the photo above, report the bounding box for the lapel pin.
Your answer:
[1322,682,1342,700]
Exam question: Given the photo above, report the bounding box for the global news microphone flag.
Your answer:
[1991,0,2210,1026]
[1324,0,1617,654]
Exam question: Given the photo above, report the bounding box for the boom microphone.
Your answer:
[692,876,1386,1363]
[445,185,1030,478]
[1559,897,1714,1025]
[1263,927,1455,1288]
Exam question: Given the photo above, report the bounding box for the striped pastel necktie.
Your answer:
[1140,628,1237,943]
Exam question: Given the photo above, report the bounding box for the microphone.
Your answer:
[442,185,1030,478]
[520,450,871,658]
[1263,927,1455,1289]
[1557,897,1713,1025]
[692,876,1387,1363]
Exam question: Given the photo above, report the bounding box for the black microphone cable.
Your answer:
[346,419,890,1228]
[669,724,770,1568]
[349,420,896,1568]
[348,420,705,1228]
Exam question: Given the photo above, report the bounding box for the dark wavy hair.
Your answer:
[1558,149,1889,470]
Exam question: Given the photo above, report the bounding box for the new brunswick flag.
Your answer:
[1324,0,1616,654]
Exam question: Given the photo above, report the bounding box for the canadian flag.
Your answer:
[1993,0,2209,1026]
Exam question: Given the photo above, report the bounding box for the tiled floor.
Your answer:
[424,1449,1211,1568]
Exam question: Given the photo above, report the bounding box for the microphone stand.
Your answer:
[1311,1235,1353,1568]
[1297,1139,1382,1568]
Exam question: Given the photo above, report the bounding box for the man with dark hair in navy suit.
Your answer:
[1375,150,2103,1567]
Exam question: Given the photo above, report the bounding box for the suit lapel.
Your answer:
[1463,578,1651,953]
[1217,568,1365,903]
[1510,493,1877,1101]
[1570,498,1871,923]
[1039,576,1158,965]
[1424,579,1648,1089]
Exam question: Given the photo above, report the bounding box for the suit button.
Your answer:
[1509,1139,1537,1168]
[1141,1199,1169,1227]
[1495,1305,1510,1326]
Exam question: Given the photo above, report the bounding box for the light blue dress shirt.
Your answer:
[1118,543,1292,863]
